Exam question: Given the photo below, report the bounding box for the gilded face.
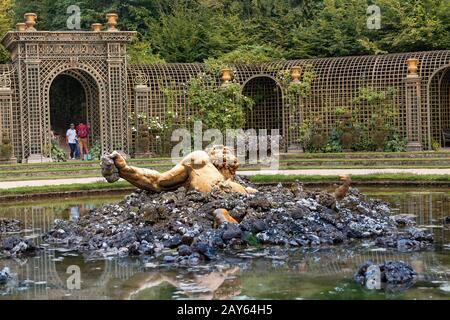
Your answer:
[207,145,239,179]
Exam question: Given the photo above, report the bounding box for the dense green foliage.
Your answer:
[187,74,254,131]
[1,0,447,155]
[0,0,12,63]
[89,141,102,160]
[1,0,447,64]
[299,87,408,153]
[49,139,67,162]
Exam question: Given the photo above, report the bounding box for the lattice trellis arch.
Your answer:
[426,64,450,146]
[1,27,450,161]
[42,63,107,153]
[241,74,285,139]
[59,69,101,146]
[124,52,450,155]
[1,30,135,162]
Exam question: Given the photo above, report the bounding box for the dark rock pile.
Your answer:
[0,218,22,233]
[0,218,36,258]
[0,267,12,285]
[1,236,37,257]
[354,260,418,292]
[41,182,434,261]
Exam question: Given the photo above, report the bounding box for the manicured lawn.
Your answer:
[2,164,450,182]
[0,181,133,195]
[249,173,450,183]
[1,173,450,198]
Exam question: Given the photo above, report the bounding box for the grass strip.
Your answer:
[2,160,450,175]
[3,165,450,181]
[0,181,133,195]
[1,173,450,196]
[248,173,450,183]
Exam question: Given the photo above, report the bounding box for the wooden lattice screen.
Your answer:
[0,28,449,162]
[127,51,450,155]
[242,76,283,131]
[1,30,135,162]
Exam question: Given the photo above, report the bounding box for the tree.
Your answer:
[289,0,450,58]
[127,39,165,64]
[0,0,12,63]
[5,0,450,62]
[373,0,450,52]
[289,0,373,58]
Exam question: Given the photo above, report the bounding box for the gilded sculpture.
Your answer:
[101,145,258,194]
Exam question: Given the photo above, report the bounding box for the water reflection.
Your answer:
[0,188,450,300]
[1,248,449,300]
[361,188,450,245]
[0,196,124,245]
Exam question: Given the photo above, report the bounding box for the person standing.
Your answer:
[66,123,78,160]
[76,122,90,160]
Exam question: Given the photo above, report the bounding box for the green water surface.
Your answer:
[0,187,449,300]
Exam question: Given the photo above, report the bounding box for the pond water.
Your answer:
[0,187,449,300]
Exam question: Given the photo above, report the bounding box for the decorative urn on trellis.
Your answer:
[24,13,37,31]
[91,23,103,32]
[290,66,302,83]
[106,13,119,32]
[220,68,233,86]
[406,58,419,77]
[16,23,26,31]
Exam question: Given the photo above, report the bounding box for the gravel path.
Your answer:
[0,168,449,189]
[0,177,106,189]
[239,168,450,176]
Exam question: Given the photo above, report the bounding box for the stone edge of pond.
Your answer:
[0,188,136,203]
[1,180,450,202]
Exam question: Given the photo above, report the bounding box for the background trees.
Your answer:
[0,0,448,64]
[0,0,12,63]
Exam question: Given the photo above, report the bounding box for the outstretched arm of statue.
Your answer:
[156,164,189,188]
[101,151,190,192]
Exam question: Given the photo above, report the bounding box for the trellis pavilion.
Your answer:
[0,13,449,163]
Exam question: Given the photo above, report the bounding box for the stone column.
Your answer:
[405,58,423,151]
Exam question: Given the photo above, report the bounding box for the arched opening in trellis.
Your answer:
[428,66,450,148]
[50,75,86,139]
[243,76,283,133]
[49,70,101,155]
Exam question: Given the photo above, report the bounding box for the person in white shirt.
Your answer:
[66,123,78,160]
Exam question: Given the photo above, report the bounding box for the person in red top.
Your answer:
[76,122,90,160]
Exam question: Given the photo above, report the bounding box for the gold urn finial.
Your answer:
[24,13,37,31]
[91,23,103,32]
[290,66,302,83]
[220,68,233,86]
[16,22,27,31]
[406,58,419,77]
[106,13,118,32]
